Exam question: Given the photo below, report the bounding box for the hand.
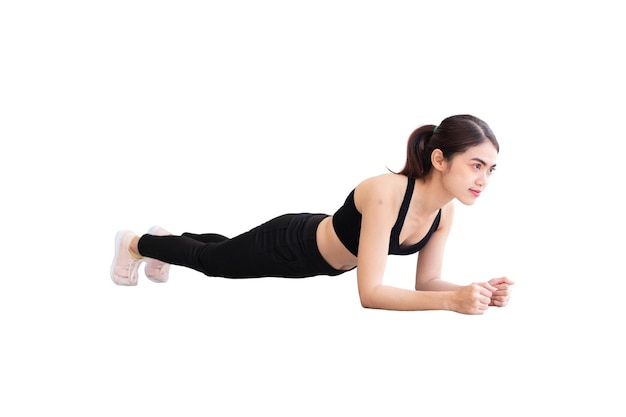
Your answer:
[483,277,514,307]
[452,283,496,315]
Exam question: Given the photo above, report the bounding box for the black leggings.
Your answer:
[137,213,348,278]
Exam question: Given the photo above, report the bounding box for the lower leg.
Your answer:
[132,232,227,255]
[137,234,214,274]
[182,232,229,244]
[129,236,142,258]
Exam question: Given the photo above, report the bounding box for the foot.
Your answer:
[110,230,143,286]
[144,225,171,283]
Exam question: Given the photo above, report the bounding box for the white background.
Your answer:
[1,1,624,416]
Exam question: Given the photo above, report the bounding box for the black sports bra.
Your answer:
[332,177,442,256]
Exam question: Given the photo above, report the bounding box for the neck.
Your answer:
[411,174,453,215]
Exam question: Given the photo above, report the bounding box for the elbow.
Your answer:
[358,289,379,309]
[360,297,375,309]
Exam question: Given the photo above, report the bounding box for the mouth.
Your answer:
[469,189,481,198]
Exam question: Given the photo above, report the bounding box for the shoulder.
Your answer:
[355,173,406,198]
[353,173,407,215]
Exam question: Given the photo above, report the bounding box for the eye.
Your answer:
[473,163,482,170]
[488,167,496,174]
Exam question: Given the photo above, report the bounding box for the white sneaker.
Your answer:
[110,230,142,286]
[144,225,171,283]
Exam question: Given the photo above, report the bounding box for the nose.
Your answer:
[476,171,489,188]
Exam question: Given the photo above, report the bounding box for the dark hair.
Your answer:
[397,114,499,179]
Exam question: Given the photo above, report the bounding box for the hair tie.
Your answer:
[433,125,438,133]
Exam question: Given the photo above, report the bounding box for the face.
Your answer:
[439,141,499,205]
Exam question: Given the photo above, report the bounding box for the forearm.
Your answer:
[415,278,460,291]
[360,285,454,311]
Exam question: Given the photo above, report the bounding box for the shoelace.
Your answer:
[127,258,141,283]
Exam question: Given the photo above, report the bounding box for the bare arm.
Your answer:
[355,182,494,314]
[414,202,460,291]
[354,180,483,312]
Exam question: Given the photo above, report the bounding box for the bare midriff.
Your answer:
[316,216,357,271]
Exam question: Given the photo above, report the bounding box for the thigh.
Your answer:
[199,214,302,278]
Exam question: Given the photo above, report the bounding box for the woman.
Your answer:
[110,114,513,314]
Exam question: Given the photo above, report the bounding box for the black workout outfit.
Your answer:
[137,177,441,279]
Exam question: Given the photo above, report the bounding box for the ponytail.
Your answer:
[397,124,437,179]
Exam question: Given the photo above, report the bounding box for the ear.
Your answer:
[431,149,446,172]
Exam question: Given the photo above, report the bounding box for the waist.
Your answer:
[316,216,357,271]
